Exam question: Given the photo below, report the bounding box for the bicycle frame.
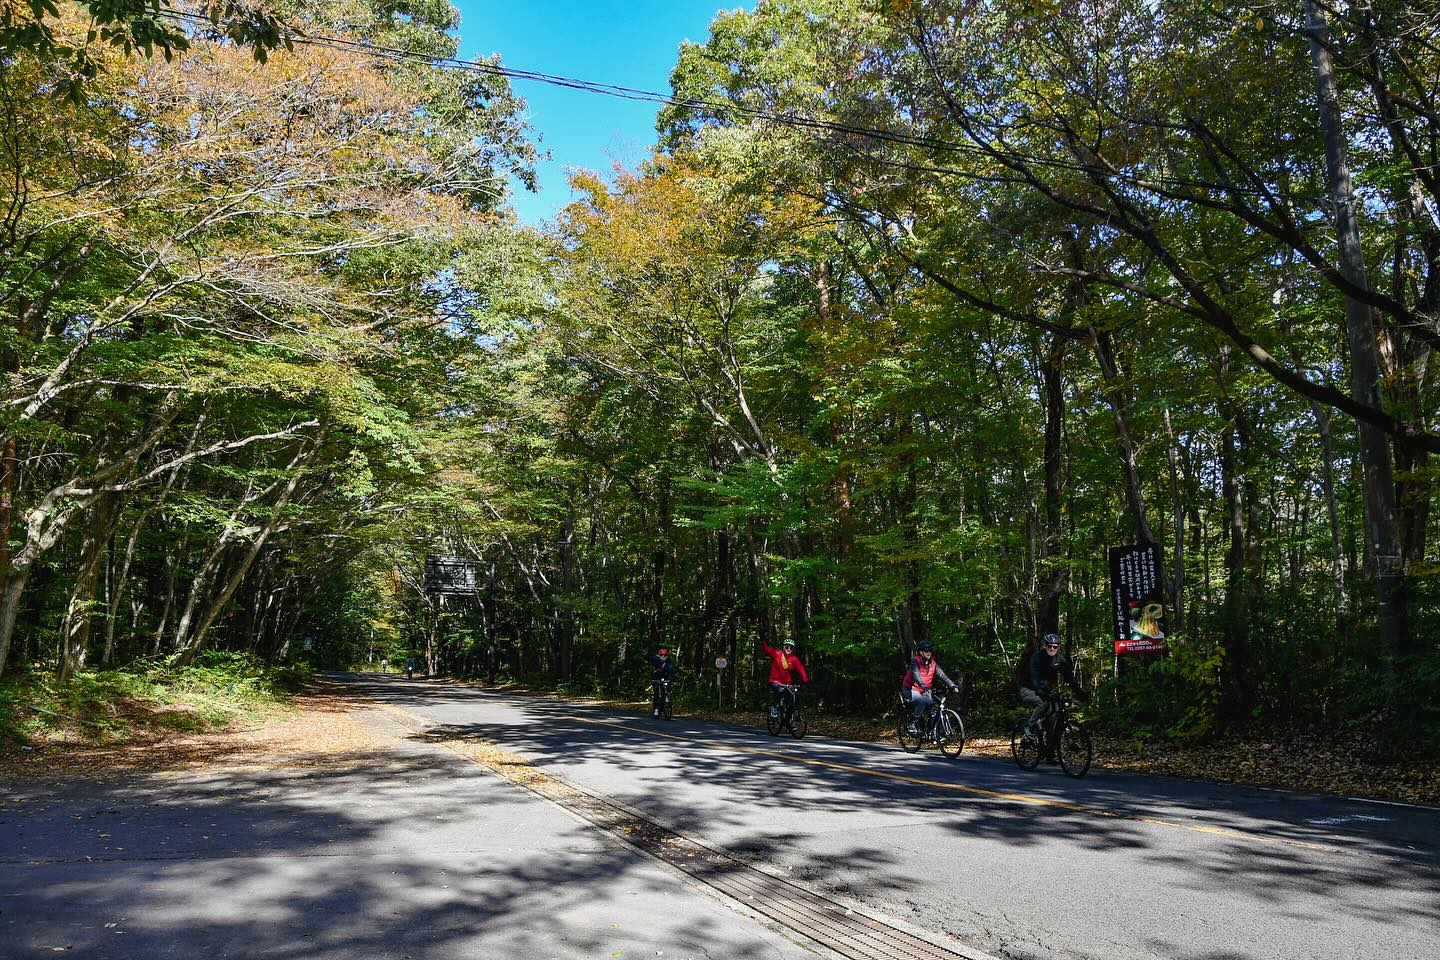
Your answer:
[899,691,948,735]
[1039,693,1074,739]
[776,684,799,720]
[1013,690,1091,777]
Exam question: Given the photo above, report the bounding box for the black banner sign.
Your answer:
[424,556,479,595]
[1108,544,1168,654]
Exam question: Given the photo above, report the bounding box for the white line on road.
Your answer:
[1349,796,1437,811]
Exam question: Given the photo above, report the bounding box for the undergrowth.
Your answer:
[0,652,310,747]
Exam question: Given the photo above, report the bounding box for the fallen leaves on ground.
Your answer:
[0,687,384,779]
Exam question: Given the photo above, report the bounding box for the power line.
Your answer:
[157,9,1281,199]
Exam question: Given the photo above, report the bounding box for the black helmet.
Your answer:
[916,639,934,652]
[1042,633,1061,648]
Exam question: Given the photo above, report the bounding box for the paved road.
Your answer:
[344,674,1440,960]
[0,702,818,960]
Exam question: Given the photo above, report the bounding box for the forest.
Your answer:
[2,0,1437,747]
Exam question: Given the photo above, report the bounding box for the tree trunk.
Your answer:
[1310,400,1348,637]
[1221,418,1250,720]
[1163,405,1186,632]
[1036,333,1068,637]
[897,417,925,648]
[0,434,14,672]
[152,530,185,656]
[1304,0,1409,694]
[60,493,117,680]
[1092,327,1155,544]
[558,488,576,682]
[173,447,311,666]
[102,514,146,666]
[0,568,28,676]
[0,497,80,676]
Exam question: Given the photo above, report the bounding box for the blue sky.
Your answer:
[451,1,735,225]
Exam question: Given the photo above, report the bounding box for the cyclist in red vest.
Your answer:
[761,638,809,717]
[901,639,958,734]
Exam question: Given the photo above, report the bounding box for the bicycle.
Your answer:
[897,690,965,759]
[765,684,807,738]
[652,679,675,720]
[1010,691,1092,778]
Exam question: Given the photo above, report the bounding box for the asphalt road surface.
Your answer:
[0,691,818,960]
[342,674,1438,960]
[3,673,1436,960]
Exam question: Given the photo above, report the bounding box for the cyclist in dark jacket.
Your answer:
[1021,633,1086,733]
[649,648,678,717]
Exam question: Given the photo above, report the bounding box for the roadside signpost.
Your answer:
[1109,544,1168,655]
[715,656,728,707]
[424,556,480,596]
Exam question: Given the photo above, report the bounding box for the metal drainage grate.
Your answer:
[368,700,989,960]
[552,793,981,960]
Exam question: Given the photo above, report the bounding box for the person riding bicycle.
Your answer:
[404,657,416,680]
[901,639,959,735]
[1021,633,1087,742]
[649,647,678,717]
[761,638,808,718]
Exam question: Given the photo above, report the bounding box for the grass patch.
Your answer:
[0,652,310,748]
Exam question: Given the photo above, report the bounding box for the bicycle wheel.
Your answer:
[766,706,781,736]
[788,704,807,738]
[1011,719,1041,770]
[937,709,965,759]
[662,690,673,721]
[1058,720,1092,778]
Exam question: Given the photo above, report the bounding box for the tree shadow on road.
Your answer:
[355,677,1440,953]
[0,735,866,960]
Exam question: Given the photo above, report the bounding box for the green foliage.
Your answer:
[0,652,305,745]
[1095,639,1224,743]
[2,0,1437,760]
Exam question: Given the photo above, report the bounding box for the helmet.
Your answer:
[1042,633,1061,648]
[658,648,669,656]
[781,639,795,650]
[916,639,934,652]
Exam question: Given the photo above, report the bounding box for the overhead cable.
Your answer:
[155,9,1281,199]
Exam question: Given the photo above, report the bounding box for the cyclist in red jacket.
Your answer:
[761,638,809,717]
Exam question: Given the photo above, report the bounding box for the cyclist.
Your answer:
[1021,633,1087,746]
[761,638,809,718]
[404,656,416,680]
[901,639,959,735]
[649,647,678,717]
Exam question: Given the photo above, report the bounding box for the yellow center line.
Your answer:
[564,714,1367,860]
